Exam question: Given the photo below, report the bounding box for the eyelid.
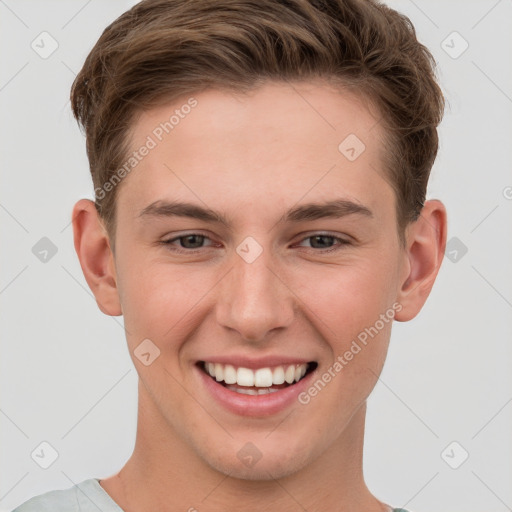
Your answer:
[162,231,217,247]
[161,232,223,256]
[293,230,352,242]
[293,232,352,250]
[162,231,352,254]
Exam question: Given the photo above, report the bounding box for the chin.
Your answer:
[198,440,313,482]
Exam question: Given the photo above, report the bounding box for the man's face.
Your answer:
[111,81,408,479]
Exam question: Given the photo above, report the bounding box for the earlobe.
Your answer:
[71,199,122,316]
[394,199,447,322]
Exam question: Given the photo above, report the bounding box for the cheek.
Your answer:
[116,241,400,358]
[296,258,399,343]
[117,256,220,351]
[293,258,398,398]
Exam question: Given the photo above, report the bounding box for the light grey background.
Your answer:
[1,1,511,511]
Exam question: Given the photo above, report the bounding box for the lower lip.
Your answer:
[196,364,317,417]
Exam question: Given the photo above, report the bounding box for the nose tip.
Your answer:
[215,255,295,343]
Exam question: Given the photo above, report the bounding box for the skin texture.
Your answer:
[72,80,447,512]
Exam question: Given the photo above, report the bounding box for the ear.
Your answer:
[71,199,122,316]
[395,199,447,322]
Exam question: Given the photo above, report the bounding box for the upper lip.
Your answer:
[198,355,315,369]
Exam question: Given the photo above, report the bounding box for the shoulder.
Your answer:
[11,479,111,512]
[11,483,79,512]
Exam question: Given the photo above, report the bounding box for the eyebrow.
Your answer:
[138,198,373,227]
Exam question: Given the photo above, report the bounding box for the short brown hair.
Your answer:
[70,0,445,244]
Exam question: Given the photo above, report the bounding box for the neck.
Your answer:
[101,381,390,512]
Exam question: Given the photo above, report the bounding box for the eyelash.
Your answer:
[161,232,351,254]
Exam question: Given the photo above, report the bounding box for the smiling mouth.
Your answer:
[199,361,318,395]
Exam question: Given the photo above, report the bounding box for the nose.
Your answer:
[215,246,295,343]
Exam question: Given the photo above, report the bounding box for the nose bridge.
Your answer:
[216,243,294,342]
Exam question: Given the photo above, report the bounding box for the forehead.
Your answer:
[119,80,393,225]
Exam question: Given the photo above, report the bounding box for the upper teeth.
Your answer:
[204,362,308,387]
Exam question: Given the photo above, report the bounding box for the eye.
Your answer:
[162,233,216,253]
[295,233,351,252]
[161,232,351,255]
